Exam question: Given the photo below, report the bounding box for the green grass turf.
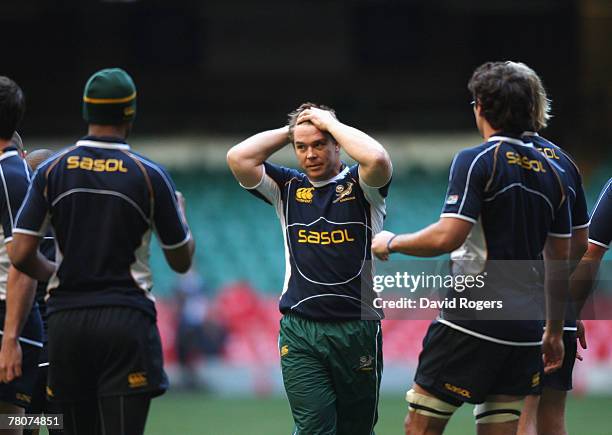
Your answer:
[142,392,612,435]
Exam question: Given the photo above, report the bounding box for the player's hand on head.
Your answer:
[372,230,396,261]
[296,108,337,132]
[0,339,23,383]
[542,331,564,374]
[576,319,587,361]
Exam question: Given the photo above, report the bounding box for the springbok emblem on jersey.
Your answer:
[333,182,355,203]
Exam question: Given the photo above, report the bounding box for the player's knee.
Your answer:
[404,389,457,434]
[474,399,523,424]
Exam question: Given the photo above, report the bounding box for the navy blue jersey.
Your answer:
[438,134,571,345]
[523,132,589,231]
[523,132,590,330]
[244,162,390,320]
[0,146,32,299]
[14,137,191,318]
[589,178,612,250]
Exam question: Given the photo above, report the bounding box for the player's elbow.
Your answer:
[436,234,464,254]
[164,240,195,274]
[7,241,29,273]
[226,146,244,172]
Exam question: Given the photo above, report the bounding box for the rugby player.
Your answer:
[0,78,44,435]
[570,178,611,314]
[372,61,571,435]
[516,63,590,435]
[21,149,61,435]
[227,103,392,434]
[6,68,195,435]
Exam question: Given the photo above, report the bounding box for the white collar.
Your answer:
[488,135,533,147]
[521,131,539,137]
[76,140,130,150]
[0,150,19,162]
[309,166,350,188]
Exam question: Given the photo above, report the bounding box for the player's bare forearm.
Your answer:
[376,218,472,258]
[543,236,571,334]
[2,266,36,341]
[226,126,289,187]
[570,243,606,317]
[9,234,56,282]
[325,121,392,187]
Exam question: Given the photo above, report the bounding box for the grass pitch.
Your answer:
[143,392,612,435]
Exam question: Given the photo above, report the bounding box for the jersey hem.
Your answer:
[436,318,542,346]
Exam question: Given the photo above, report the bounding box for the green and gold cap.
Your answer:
[82,68,137,125]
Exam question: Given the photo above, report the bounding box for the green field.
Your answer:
[143,392,612,435]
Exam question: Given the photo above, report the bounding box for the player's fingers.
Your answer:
[576,351,583,361]
[544,360,562,374]
[579,332,587,350]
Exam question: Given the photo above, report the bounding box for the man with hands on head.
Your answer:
[372,61,571,435]
[227,103,392,435]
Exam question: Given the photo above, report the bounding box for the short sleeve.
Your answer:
[588,180,612,249]
[242,162,301,208]
[149,165,191,250]
[13,167,49,239]
[548,197,572,238]
[440,149,488,224]
[353,164,391,209]
[571,180,590,230]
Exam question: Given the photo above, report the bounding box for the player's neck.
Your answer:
[87,124,128,141]
[0,139,9,150]
[482,125,499,141]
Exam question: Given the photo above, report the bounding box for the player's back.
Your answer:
[440,134,570,343]
[15,136,190,318]
[523,132,589,231]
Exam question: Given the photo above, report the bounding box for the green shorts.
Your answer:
[279,313,383,435]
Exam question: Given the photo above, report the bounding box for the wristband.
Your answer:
[386,234,398,254]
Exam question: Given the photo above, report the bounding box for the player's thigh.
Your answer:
[541,331,577,392]
[61,399,99,435]
[537,388,567,435]
[414,322,507,405]
[98,394,151,435]
[492,345,542,398]
[404,384,455,435]
[47,310,97,401]
[96,307,168,398]
[279,316,336,435]
[330,321,382,435]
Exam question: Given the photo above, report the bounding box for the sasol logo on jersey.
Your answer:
[333,182,356,204]
[505,152,547,173]
[297,229,355,245]
[66,156,128,173]
[536,146,560,160]
[295,187,314,204]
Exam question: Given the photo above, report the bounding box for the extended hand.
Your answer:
[372,230,396,261]
[296,108,338,132]
[0,338,23,383]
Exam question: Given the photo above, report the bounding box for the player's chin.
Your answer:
[305,165,326,179]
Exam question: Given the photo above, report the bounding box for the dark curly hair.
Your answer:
[287,102,337,144]
[0,76,25,140]
[468,62,546,134]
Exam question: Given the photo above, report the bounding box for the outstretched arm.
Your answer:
[226,126,290,188]
[371,217,473,260]
[296,108,392,187]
